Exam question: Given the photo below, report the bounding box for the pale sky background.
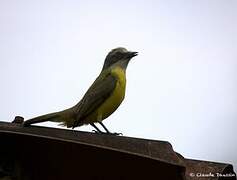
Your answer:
[0,0,236,171]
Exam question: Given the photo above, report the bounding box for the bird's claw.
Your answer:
[92,130,122,136]
[110,132,123,136]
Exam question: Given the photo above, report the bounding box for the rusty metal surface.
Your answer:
[0,121,186,180]
[0,121,236,180]
[185,159,236,180]
[0,121,184,166]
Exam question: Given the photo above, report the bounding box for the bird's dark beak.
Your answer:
[127,51,138,58]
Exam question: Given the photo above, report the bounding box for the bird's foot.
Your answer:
[92,130,122,136]
[108,132,123,136]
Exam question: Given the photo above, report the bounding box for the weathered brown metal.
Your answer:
[0,121,236,180]
[185,159,236,180]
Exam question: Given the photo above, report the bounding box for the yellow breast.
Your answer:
[97,66,126,120]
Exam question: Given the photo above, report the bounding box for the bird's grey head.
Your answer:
[102,47,138,70]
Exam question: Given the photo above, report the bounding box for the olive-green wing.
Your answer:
[73,71,117,127]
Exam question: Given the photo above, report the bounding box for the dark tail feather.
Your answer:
[23,112,60,127]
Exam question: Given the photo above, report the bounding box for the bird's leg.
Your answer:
[90,123,103,134]
[91,114,104,134]
[91,114,106,134]
[99,122,110,133]
[99,122,122,136]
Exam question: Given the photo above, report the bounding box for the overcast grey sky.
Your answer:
[0,0,236,171]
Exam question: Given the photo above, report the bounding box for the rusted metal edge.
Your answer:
[1,121,236,180]
[185,159,236,180]
[0,121,185,168]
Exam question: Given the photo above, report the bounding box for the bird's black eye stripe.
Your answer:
[114,52,123,58]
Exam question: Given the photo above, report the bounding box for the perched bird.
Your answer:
[23,47,138,134]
